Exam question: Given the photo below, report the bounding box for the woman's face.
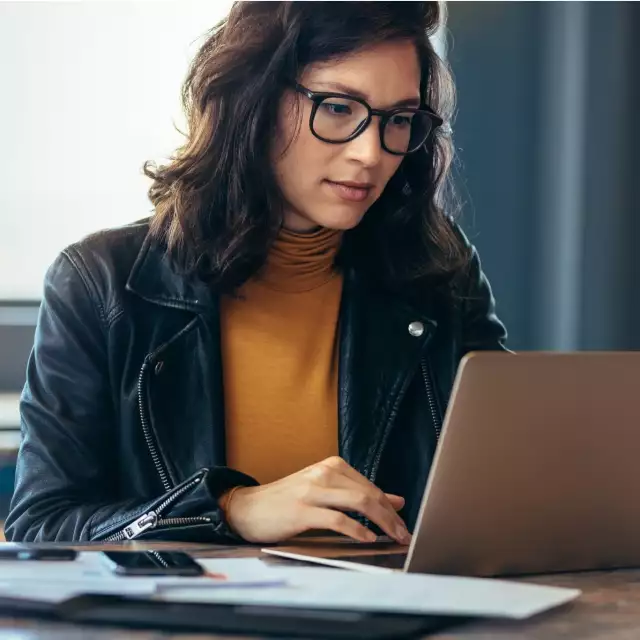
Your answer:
[272,40,422,233]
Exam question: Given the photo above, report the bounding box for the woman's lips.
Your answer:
[325,180,372,202]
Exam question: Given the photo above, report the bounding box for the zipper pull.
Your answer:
[123,511,158,540]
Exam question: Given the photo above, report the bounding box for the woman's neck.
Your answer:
[256,225,343,293]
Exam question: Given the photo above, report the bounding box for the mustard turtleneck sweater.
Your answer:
[220,226,344,485]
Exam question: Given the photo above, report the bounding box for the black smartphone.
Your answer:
[0,544,77,561]
[100,551,204,576]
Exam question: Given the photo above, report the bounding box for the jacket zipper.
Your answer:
[138,360,172,492]
[103,472,210,542]
[421,357,442,440]
[367,417,395,486]
[366,356,442,488]
[361,354,439,530]
[102,320,208,542]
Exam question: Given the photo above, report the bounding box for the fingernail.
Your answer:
[364,530,377,543]
[396,525,410,542]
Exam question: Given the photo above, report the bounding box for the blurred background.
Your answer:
[0,1,638,520]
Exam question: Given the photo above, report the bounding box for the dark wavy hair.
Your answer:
[145,1,469,293]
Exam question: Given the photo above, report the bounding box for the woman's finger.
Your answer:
[305,506,377,543]
[385,493,405,511]
[319,457,406,509]
[308,487,411,544]
[305,468,404,511]
[304,458,408,534]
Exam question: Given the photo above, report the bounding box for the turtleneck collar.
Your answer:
[256,226,343,293]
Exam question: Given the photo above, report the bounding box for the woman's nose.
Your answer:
[343,119,383,167]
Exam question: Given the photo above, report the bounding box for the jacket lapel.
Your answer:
[126,233,228,476]
[338,267,437,478]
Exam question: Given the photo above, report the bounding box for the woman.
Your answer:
[6,1,506,544]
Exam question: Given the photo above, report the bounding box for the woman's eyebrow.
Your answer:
[312,81,421,108]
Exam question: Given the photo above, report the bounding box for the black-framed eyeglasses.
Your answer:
[293,82,443,156]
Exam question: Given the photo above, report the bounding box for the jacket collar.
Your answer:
[126,226,441,321]
[126,230,217,314]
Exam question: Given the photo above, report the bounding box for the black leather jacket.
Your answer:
[5,220,507,543]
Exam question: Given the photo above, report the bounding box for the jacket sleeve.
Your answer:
[457,237,509,355]
[4,252,256,543]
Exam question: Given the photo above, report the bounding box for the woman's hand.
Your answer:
[222,456,411,544]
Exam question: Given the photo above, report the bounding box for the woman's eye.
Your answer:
[321,102,352,116]
[390,114,412,127]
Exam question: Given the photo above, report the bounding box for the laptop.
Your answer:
[262,352,640,577]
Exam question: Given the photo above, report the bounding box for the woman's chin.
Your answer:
[309,206,368,231]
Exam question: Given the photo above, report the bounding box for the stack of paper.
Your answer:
[0,553,581,620]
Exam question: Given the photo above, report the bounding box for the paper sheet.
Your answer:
[0,554,285,604]
[162,559,580,620]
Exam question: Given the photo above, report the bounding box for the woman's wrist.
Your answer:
[218,485,245,531]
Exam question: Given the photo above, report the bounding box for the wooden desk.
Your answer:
[1,540,639,639]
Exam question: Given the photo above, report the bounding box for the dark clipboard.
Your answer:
[0,593,472,638]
